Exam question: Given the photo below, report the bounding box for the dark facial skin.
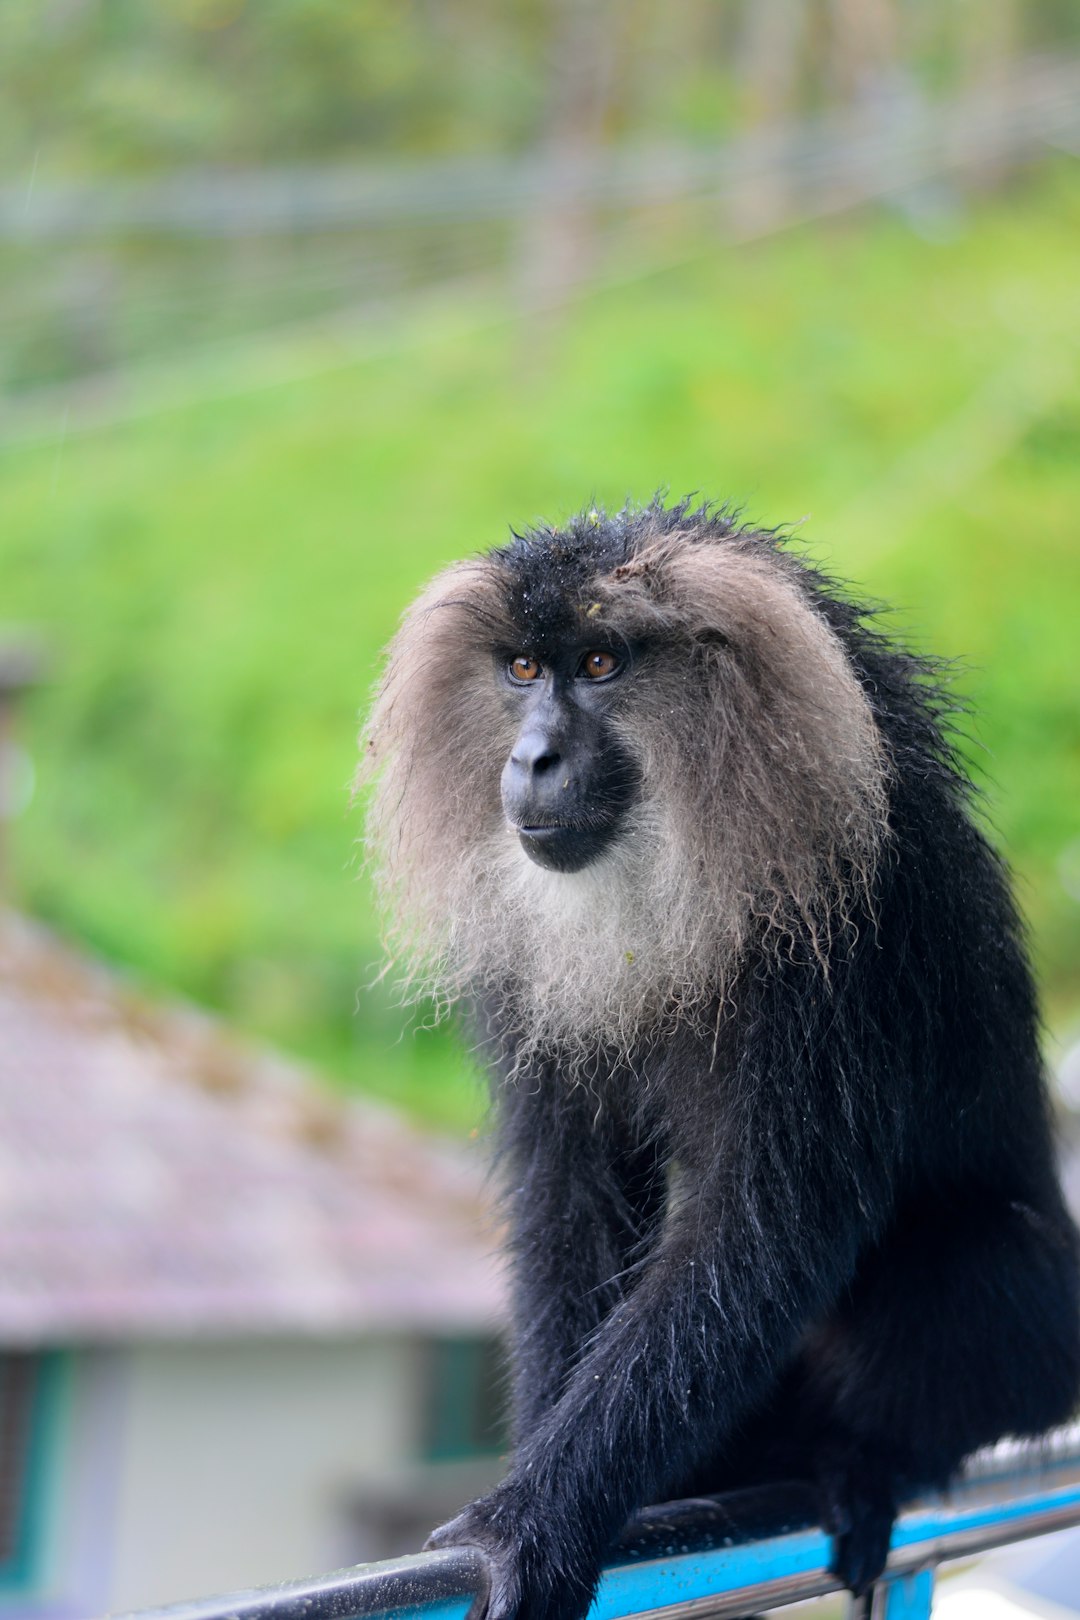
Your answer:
[499,644,640,873]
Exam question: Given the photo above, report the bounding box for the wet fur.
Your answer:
[360,499,1080,1616]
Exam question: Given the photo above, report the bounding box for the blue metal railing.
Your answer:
[111,1425,1080,1620]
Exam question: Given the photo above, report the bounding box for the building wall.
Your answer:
[106,1335,423,1613]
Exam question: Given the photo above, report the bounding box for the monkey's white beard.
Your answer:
[381,777,882,1074]
[425,801,745,1068]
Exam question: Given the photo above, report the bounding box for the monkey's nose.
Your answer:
[510,732,562,777]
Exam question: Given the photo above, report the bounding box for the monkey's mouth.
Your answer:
[513,819,619,874]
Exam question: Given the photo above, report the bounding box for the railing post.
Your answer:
[851,1565,935,1620]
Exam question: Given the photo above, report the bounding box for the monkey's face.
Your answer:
[498,643,640,873]
[362,506,890,1051]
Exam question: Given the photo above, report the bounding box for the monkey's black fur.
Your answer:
[415,501,1080,1616]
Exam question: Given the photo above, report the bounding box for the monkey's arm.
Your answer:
[497,1063,666,1444]
[431,988,900,1620]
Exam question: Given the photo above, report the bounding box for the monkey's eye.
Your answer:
[508,655,542,683]
[579,650,621,681]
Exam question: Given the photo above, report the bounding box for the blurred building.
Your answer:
[0,911,505,1618]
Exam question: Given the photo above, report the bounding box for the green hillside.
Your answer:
[3,168,1079,1127]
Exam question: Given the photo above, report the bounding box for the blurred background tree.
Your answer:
[1,0,1078,1127]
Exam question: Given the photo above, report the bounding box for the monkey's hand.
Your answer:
[814,1435,898,1598]
[425,1478,601,1620]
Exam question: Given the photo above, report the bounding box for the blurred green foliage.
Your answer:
[0,0,541,173]
[5,0,1080,176]
[2,168,1079,1128]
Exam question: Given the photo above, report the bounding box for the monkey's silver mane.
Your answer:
[358,511,890,1069]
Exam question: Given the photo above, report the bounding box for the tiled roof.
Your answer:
[0,912,504,1344]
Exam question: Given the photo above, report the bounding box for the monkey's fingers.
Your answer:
[828,1486,895,1594]
[815,1441,896,1597]
[830,1501,895,1599]
[425,1497,601,1620]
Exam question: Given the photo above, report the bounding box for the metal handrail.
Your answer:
[110,1425,1080,1620]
